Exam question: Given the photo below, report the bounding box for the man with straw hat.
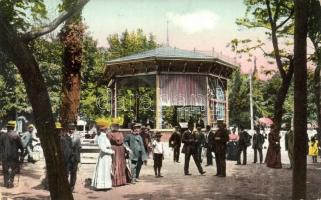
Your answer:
[124,123,148,183]
[0,121,23,188]
[91,118,114,190]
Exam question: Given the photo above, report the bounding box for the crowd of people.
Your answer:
[0,117,320,191]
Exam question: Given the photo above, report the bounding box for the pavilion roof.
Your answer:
[107,46,239,68]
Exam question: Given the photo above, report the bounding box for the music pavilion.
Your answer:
[104,46,239,129]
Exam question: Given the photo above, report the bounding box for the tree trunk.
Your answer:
[0,17,73,200]
[59,19,84,127]
[273,74,293,133]
[293,0,308,199]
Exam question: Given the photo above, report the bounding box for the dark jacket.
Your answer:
[238,131,252,148]
[169,131,181,148]
[182,129,197,154]
[0,130,23,163]
[252,133,265,149]
[212,128,229,153]
[195,131,205,148]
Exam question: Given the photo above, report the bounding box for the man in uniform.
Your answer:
[169,126,182,163]
[125,123,148,183]
[204,125,214,166]
[0,121,23,188]
[211,121,228,177]
[181,124,205,176]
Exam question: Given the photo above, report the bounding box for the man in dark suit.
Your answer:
[169,126,182,163]
[212,121,229,177]
[236,126,251,165]
[182,124,205,176]
[0,121,24,188]
[252,126,265,164]
[204,125,214,166]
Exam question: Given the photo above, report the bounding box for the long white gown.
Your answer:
[91,132,114,190]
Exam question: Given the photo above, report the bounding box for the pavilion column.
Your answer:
[225,79,229,127]
[155,73,161,129]
[206,76,211,126]
[114,79,118,117]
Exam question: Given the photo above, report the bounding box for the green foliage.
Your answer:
[0,0,47,32]
[107,29,158,60]
[80,35,111,121]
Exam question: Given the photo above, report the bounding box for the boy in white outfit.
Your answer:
[152,132,164,177]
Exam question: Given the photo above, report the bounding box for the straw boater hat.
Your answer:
[55,122,62,129]
[132,123,142,129]
[7,121,16,128]
[95,118,111,129]
[28,124,34,129]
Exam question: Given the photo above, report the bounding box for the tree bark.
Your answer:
[59,19,84,127]
[0,16,73,200]
[293,0,308,199]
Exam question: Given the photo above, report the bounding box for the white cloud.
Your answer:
[167,10,219,34]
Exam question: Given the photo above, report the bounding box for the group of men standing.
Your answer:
[169,120,230,177]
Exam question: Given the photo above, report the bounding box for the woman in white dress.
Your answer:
[91,119,114,190]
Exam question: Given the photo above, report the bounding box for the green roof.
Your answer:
[107,46,239,67]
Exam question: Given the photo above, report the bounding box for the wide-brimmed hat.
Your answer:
[95,118,111,129]
[111,117,124,126]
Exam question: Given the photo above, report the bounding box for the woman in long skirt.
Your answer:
[109,118,127,186]
[91,120,114,190]
[265,125,282,169]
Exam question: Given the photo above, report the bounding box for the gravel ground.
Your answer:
[1,144,321,200]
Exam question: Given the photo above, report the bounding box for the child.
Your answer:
[152,132,164,177]
[309,137,319,163]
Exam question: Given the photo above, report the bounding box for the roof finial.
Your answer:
[166,20,170,47]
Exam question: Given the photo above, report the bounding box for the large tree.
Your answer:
[236,0,295,133]
[293,0,308,199]
[0,0,89,199]
[59,0,85,127]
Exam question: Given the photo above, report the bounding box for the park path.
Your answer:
[1,146,321,200]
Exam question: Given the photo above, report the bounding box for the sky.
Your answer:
[45,0,274,74]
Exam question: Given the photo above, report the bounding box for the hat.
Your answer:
[111,117,124,126]
[28,124,34,129]
[55,122,62,129]
[95,118,111,129]
[7,121,16,127]
[67,123,76,129]
[155,132,162,137]
[132,123,142,128]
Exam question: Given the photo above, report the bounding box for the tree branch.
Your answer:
[274,0,281,25]
[265,0,286,79]
[265,0,275,29]
[276,8,294,30]
[22,0,90,42]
